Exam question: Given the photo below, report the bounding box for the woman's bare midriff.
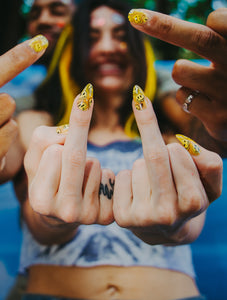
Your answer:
[26,265,200,300]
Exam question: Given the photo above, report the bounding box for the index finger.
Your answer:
[128,9,227,65]
[0,35,48,87]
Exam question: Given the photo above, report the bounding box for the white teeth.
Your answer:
[99,64,119,71]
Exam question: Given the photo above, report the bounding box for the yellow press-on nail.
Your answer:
[77,83,93,111]
[176,134,200,155]
[133,85,147,110]
[56,124,69,134]
[29,34,49,53]
[128,9,148,25]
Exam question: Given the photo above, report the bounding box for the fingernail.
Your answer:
[133,85,147,110]
[128,9,148,25]
[0,156,6,171]
[176,134,200,155]
[56,124,69,134]
[28,34,49,53]
[77,83,93,111]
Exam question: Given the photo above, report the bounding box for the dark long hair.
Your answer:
[35,0,147,126]
[70,0,147,126]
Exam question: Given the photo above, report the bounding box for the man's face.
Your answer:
[27,0,76,57]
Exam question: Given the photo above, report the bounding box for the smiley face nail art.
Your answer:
[176,134,200,155]
[56,124,69,134]
[133,85,147,110]
[29,35,49,53]
[128,10,148,25]
[77,83,93,111]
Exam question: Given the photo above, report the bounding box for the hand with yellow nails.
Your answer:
[24,85,115,244]
[11,1,225,298]
[0,35,48,179]
[128,8,227,148]
[113,86,222,245]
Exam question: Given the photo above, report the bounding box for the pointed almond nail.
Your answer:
[56,124,69,134]
[77,83,93,111]
[29,34,49,53]
[133,85,147,110]
[176,134,200,155]
[128,9,148,25]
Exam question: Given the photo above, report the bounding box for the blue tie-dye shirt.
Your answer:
[19,140,195,278]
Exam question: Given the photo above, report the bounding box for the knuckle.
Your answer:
[81,205,99,224]
[132,158,146,171]
[172,59,187,82]
[179,190,203,214]
[100,210,114,225]
[1,119,18,139]
[154,204,176,226]
[43,144,62,160]
[29,193,50,216]
[67,149,84,167]
[71,111,91,128]
[201,152,223,178]
[148,14,173,37]
[60,209,78,223]
[167,142,181,153]
[133,207,153,226]
[114,208,130,227]
[206,8,223,26]
[192,29,221,53]
[0,93,16,112]
[138,113,156,127]
[145,146,167,165]
[86,157,101,171]
[31,125,48,144]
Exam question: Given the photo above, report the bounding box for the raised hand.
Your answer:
[24,85,115,245]
[128,8,227,143]
[113,86,222,245]
[0,35,48,171]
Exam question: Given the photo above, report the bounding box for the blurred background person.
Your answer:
[0,0,77,110]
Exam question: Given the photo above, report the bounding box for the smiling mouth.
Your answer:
[97,63,125,75]
[37,30,59,42]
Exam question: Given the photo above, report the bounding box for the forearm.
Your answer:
[22,199,79,246]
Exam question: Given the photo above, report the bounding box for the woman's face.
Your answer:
[85,6,134,94]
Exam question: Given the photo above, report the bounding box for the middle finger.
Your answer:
[58,84,94,200]
[132,85,176,199]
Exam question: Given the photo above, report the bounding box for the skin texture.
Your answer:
[23,7,223,247]
[0,37,47,179]
[1,4,224,299]
[129,8,227,144]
